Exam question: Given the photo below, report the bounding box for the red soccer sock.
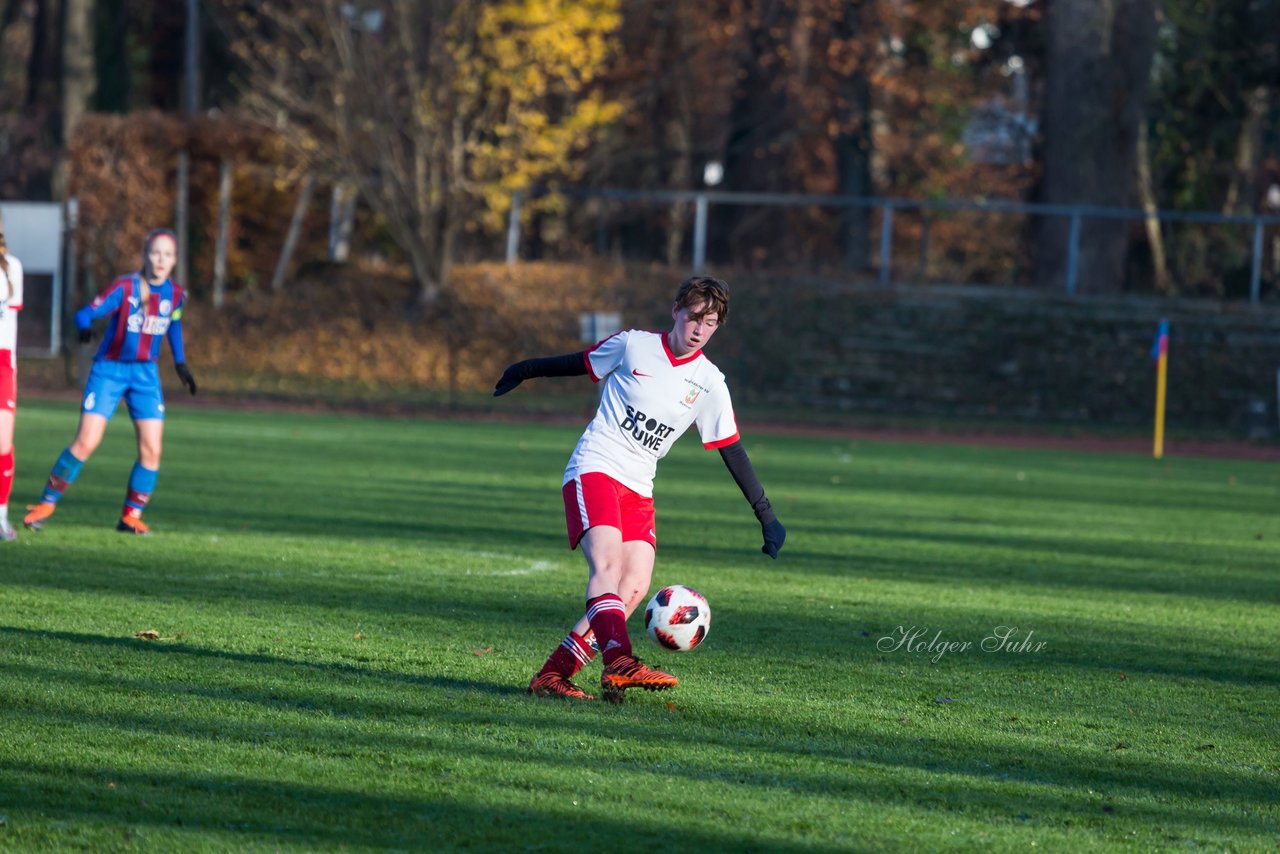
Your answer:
[535,630,597,680]
[586,593,632,665]
[0,450,12,506]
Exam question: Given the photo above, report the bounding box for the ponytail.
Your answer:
[0,232,10,301]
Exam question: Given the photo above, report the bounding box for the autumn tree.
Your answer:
[1035,0,1158,294]
[211,0,622,304]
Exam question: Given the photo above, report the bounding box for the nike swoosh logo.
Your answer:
[632,369,652,377]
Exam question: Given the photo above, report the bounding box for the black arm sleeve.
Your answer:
[511,352,589,381]
[719,440,777,525]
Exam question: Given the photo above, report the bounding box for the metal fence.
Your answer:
[506,189,1280,302]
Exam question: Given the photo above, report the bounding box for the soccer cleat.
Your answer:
[528,672,596,701]
[23,502,56,531]
[600,654,678,704]
[116,515,151,535]
[0,520,15,542]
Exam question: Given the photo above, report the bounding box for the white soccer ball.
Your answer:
[644,585,711,652]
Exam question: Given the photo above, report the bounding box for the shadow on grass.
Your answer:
[0,628,1274,851]
[0,760,835,852]
[6,529,1279,691]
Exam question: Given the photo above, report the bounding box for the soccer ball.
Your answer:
[644,585,711,652]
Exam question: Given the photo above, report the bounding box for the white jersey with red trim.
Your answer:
[564,329,740,497]
[0,254,24,366]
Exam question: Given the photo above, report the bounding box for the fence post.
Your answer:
[506,191,523,264]
[213,159,232,309]
[328,180,356,263]
[879,202,894,286]
[692,193,709,273]
[1250,218,1263,304]
[58,197,78,357]
[1065,211,1082,295]
[918,213,930,280]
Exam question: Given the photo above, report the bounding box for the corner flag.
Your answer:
[1152,320,1169,459]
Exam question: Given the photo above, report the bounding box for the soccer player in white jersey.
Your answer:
[494,276,786,703]
[0,227,24,541]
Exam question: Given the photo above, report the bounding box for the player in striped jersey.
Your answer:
[495,276,786,702]
[24,230,198,535]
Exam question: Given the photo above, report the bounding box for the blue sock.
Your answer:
[123,462,159,515]
[41,448,86,505]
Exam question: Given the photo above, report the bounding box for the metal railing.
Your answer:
[506,188,1280,302]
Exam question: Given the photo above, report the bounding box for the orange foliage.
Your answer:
[192,261,674,393]
[66,111,323,299]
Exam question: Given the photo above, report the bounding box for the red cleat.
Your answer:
[529,672,595,701]
[600,654,678,704]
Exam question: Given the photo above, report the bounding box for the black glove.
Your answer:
[175,362,198,396]
[761,518,786,559]
[77,327,92,344]
[493,362,527,397]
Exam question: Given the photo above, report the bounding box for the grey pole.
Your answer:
[878,202,894,286]
[506,191,523,264]
[692,193,708,273]
[1249,219,1263,304]
[1065,211,1082,295]
[213,159,232,309]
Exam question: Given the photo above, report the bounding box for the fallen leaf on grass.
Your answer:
[134,630,161,640]
[665,702,679,711]
[353,633,367,640]
[1118,673,1128,681]
[473,646,495,657]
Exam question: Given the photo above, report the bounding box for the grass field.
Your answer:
[2,398,1277,852]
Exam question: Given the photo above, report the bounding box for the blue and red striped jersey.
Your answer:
[75,275,187,364]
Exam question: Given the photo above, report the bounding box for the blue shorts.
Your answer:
[82,360,165,422]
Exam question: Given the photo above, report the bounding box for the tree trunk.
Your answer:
[1035,0,1158,294]
[55,0,96,199]
[92,0,130,111]
[716,0,791,261]
[1136,122,1170,293]
[26,0,61,109]
[664,118,692,268]
[829,0,873,272]
[1222,86,1268,215]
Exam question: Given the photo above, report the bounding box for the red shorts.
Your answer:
[562,472,657,551]
[0,351,14,413]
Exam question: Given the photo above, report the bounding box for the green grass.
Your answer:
[1,399,1277,852]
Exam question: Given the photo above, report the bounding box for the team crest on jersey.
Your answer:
[159,299,172,316]
[680,378,709,408]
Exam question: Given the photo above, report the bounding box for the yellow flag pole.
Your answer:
[1154,352,1167,459]
[1153,319,1169,459]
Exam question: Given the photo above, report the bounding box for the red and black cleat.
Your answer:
[528,672,596,701]
[600,654,678,704]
